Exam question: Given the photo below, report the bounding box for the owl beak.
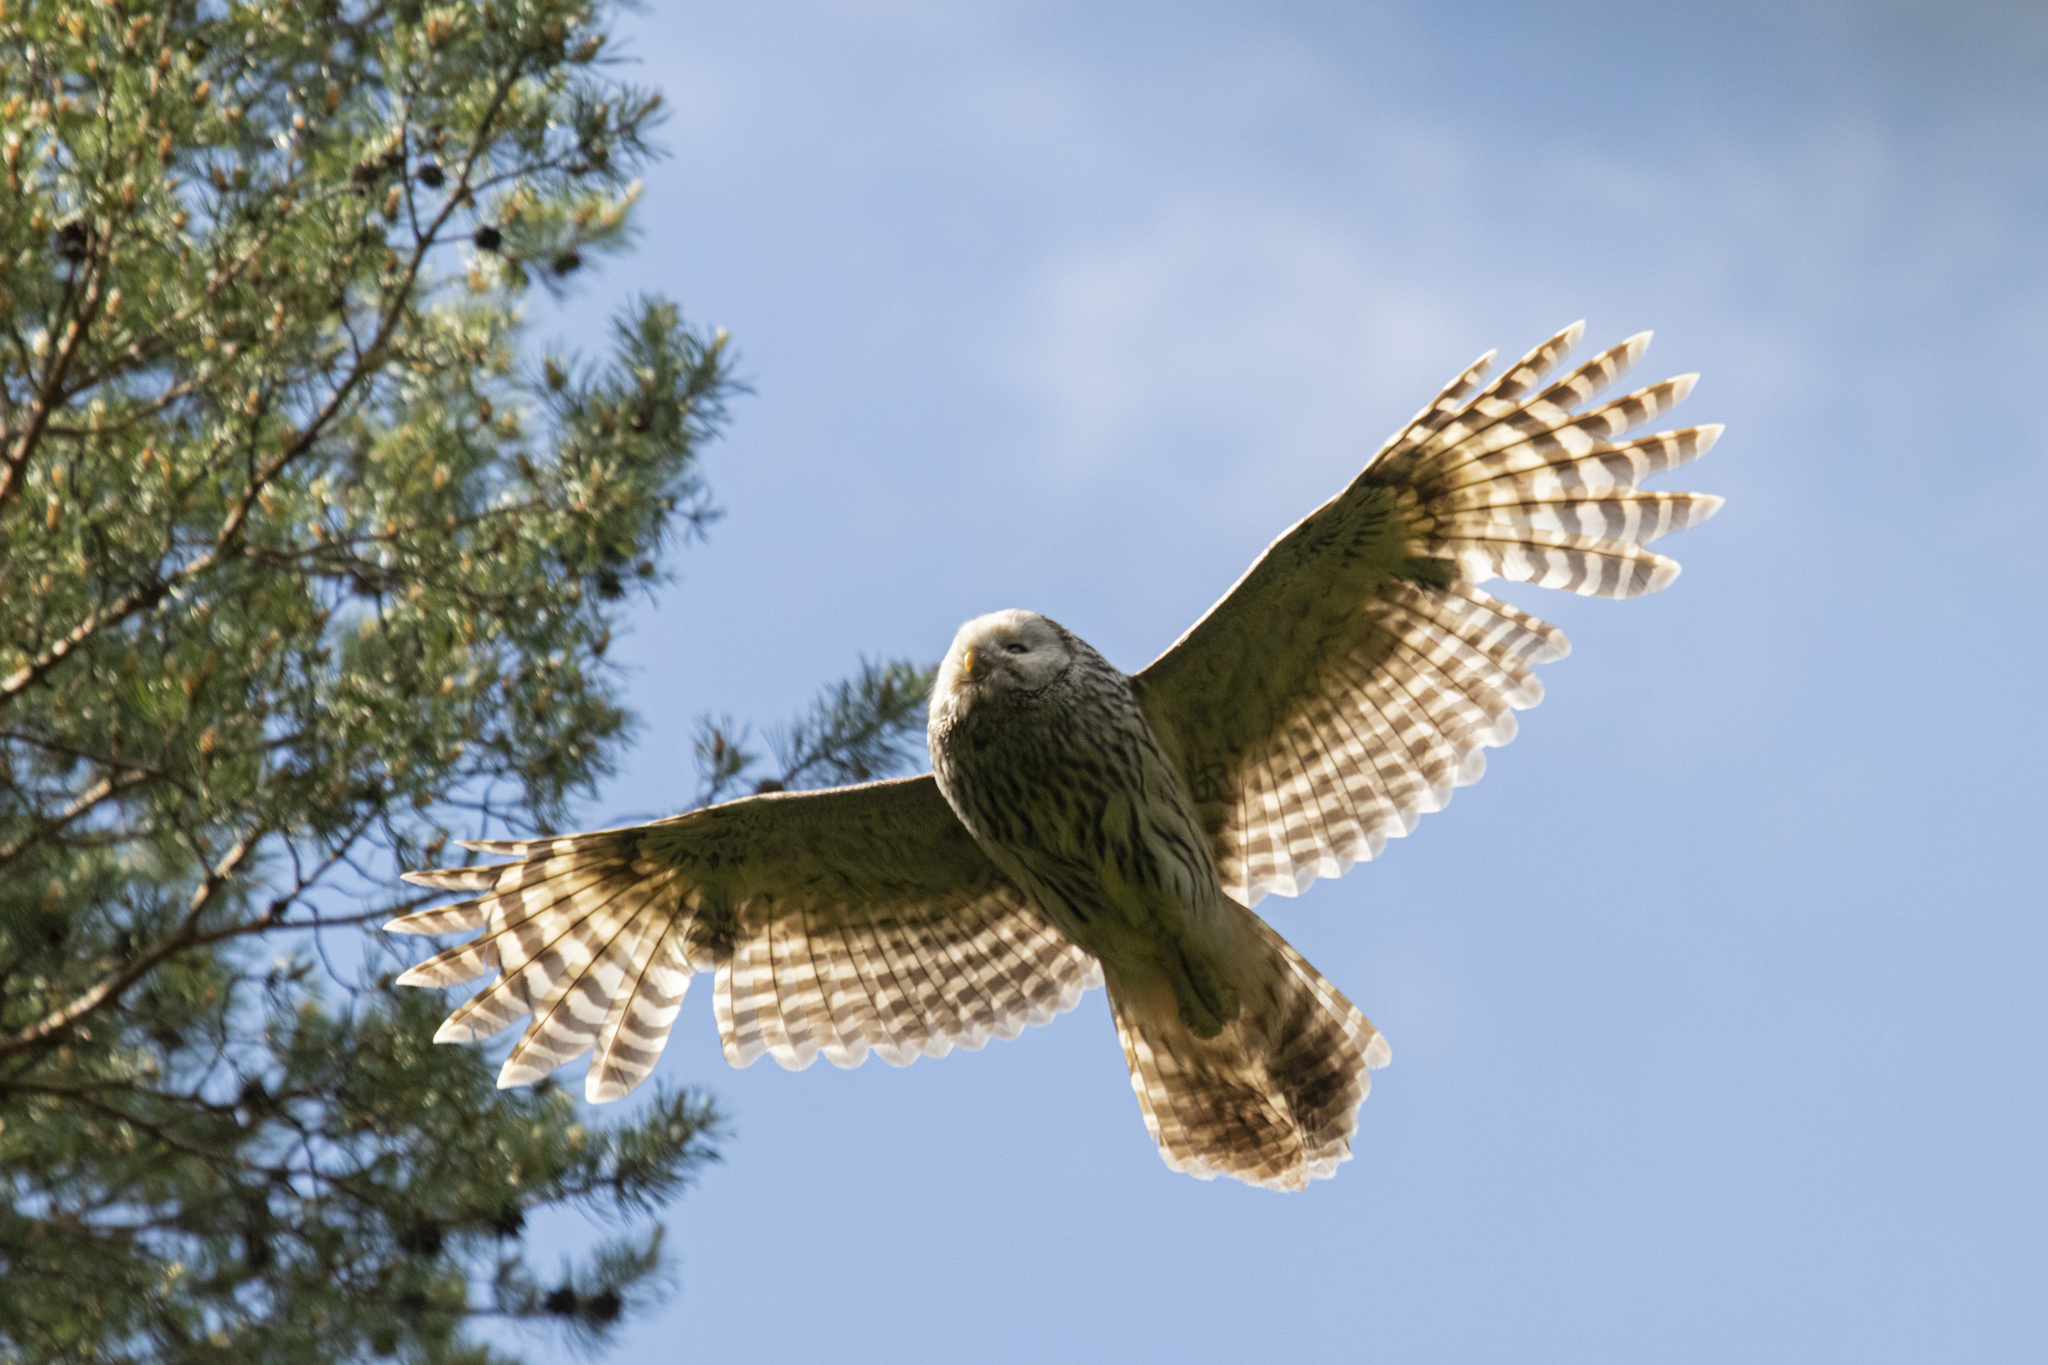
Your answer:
[958,646,977,683]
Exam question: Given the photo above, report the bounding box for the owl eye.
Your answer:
[1003,643,1029,655]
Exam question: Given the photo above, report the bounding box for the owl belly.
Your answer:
[931,698,1226,986]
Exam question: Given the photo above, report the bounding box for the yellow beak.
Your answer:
[959,645,976,682]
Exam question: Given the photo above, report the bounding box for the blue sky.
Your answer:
[513,2,2047,1361]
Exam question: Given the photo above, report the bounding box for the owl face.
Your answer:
[934,609,1072,712]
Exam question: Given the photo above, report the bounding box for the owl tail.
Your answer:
[1104,906,1391,1191]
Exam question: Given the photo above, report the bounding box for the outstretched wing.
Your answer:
[387,775,1101,1102]
[1132,323,1722,907]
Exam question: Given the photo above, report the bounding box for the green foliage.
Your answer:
[0,968,719,1363]
[694,658,939,806]
[0,0,765,1358]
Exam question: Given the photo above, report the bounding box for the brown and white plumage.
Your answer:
[1136,321,1720,906]
[390,323,1721,1191]
[391,778,1100,1101]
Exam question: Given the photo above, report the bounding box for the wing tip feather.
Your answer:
[1638,556,1683,595]
[457,837,544,856]
[401,867,487,891]
[434,1016,480,1044]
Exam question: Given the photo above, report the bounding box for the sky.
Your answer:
[493,2,2048,1361]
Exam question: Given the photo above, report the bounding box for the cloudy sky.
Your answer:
[513,2,2046,1360]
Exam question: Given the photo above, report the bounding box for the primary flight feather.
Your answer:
[389,322,1722,1191]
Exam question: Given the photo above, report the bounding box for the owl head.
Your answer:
[932,609,1073,714]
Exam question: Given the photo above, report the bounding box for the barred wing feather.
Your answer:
[1133,324,1722,907]
[389,775,1100,1102]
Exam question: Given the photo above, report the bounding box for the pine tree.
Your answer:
[0,2,926,1359]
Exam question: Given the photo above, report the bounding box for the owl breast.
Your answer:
[927,647,1224,974]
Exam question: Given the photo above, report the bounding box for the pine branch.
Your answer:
[0,1,738,1358]
[692,658,938,806]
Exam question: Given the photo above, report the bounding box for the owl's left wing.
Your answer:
[387,775,1099,1102]
[1132,324,1722,907]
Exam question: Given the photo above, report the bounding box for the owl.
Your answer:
[389,322,1721,1191]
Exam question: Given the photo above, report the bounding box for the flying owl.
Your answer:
[388,322,1722,1191]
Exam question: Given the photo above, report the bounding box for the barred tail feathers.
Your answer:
[1107,906,1389,1192]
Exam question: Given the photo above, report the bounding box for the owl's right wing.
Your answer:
[1132,324,1722,907]
[387,774,1100,1102]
